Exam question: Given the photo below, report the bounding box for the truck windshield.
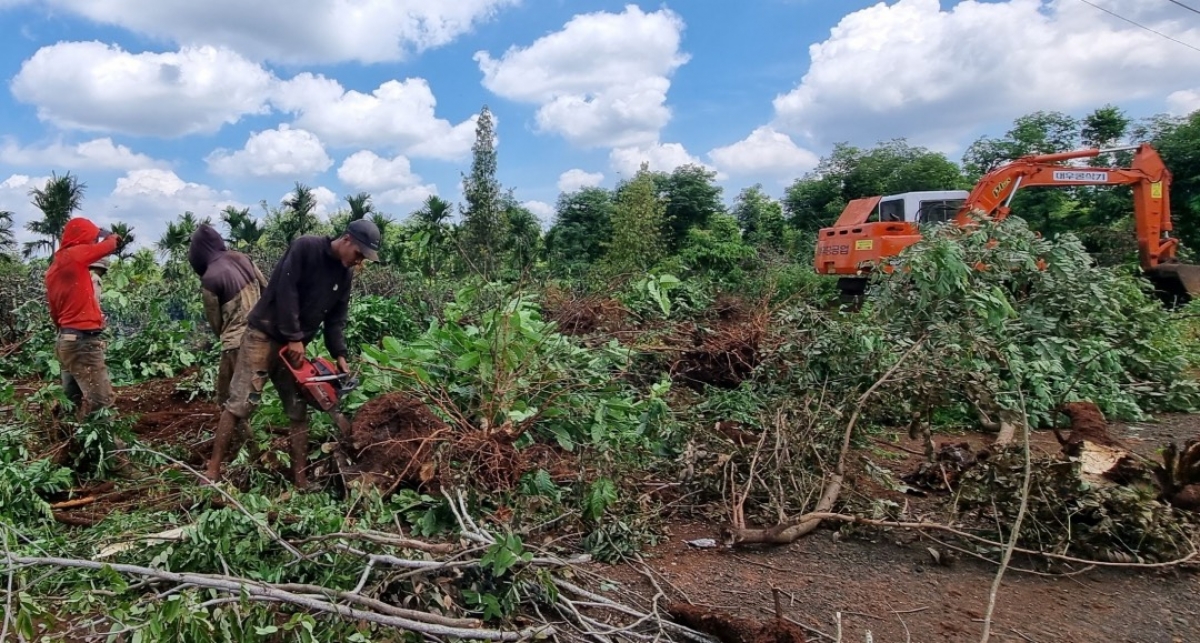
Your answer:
[918,199,965,224]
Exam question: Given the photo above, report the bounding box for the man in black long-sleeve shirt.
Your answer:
[206,219,380,486]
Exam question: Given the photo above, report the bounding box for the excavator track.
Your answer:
[1145,263,1200,307]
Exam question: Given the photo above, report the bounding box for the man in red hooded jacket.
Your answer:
[45,217,121,419]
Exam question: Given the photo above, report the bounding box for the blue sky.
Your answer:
[1,0,1198,250]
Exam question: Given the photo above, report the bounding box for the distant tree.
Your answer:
[460,105,505,278]
[1076,105,1137,237]
[501,193,541,274]
[108,221,136,258]
[345,192,375,221]
[414,195,453,228]
[545,187,615,274]
[678,213,757,282]
[157,212,209,259]
[784,139,964,232]
[0,210,15,258]
[410,195,456,279]
[23,171,86,258]
[732,184,786,249]
[368,212,393,239]
[1082,104,1131,150]
[602,163,666,277]
[654,164,724,253]
[221,205,264,250]
[278,182,321,243]
[962,111,1080,178]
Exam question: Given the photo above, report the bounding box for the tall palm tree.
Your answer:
[278,182,319,243]
[345,192,374,221]
[157,211,208,259]
[413,195,452,228]
[220,205,263,250]
[23,171,86,258]
[0,210,15,256]
[109,221,136,259]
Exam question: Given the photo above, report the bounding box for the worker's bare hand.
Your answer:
[336,356,349,374]
[285,341,305,364]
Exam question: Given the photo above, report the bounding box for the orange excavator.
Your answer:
[813,143,1200,305]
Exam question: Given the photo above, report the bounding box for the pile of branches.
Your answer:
[955,442,1200,564]
[1,489,727,643]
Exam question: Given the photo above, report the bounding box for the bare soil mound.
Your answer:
[341,393,451,488]
[338,392,578,494]
[542,287,629,337]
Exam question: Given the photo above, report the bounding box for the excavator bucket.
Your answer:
[1145,263,1200,307]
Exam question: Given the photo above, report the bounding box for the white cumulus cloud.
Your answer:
[771,0,1200,150]
[336,151,437,207]
[11,42,274,137]
[103,169,245,248]
[610,143,719,179]
[0,174,51,248]
[708,127,819,180]
[38,0,519,64]
[273,74,477,160]
[522,200,555,228]
[1168,89,1200,116]
[275,185,340,217]
[558,169,605,193]
[0,137,166,171]
[476,5,689,148]
[207,125,332,178]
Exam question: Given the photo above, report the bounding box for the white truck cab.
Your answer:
[874,190,969,224]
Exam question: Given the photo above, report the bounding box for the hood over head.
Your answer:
[188,223,227,276]
[61,217,100,250]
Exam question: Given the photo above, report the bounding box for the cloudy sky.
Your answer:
[1,0,1198,250]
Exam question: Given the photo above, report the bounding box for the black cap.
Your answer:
[346,219,380,261]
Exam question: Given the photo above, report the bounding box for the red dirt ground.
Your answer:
[28,376,1200,641]
[586,414,1200,643]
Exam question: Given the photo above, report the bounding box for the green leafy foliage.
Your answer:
[865,215,1200,425]
[0,423,73,523]
[360,288,670,452]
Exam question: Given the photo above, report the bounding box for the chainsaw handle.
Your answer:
[277,345,305,371]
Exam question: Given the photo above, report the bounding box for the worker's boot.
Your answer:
[289,419,311,490]
[206,410,239,483]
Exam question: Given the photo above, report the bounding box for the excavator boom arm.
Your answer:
[953,144,1175,270]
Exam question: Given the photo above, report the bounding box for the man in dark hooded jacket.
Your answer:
[187,223,267,406]
[206,219,380,487]
[45,217,121,419]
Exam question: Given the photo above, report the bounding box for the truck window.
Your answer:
[918,199,964,224]
[878,199,905,222]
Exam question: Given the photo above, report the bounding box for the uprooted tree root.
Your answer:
[338,393,575,494]
[670,295,771,390]
[541,285,630,337]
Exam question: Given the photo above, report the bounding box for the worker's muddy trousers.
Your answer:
[222,327,307,422]
[55,329,114,419]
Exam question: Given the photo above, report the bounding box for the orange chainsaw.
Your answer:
[278,347,358,432]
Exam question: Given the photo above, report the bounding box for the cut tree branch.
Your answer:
[728,337,927,545]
